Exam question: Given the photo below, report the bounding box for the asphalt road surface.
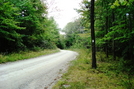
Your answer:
[0,50,78,89]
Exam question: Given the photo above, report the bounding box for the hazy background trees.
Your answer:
[62,18,90,49]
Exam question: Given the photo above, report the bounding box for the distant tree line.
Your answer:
[0,0,60,53]
[59,18,90,49]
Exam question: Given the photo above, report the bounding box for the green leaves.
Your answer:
[0,2,23,39]
[94,0,134,74]
[111,0,134,8]
[0,0,60,52]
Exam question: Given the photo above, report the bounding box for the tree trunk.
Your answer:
[91,0,97,69]
[128,13,132,60]
[112,10,116,60]
[105,15,109,58]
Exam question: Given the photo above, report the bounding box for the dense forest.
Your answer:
[1,0,134,73]
[0,0,60,53]
[60,0,134,84]
[54,0,134,88]
[1,0,134,88]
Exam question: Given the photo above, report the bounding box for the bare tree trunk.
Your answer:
[91,0,97,69]
[112,11,116,60]
[128,13,132,60]
[105,15,109,58]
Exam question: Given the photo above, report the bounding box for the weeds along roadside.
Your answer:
[0,49,59,63]
[53,48,134,89]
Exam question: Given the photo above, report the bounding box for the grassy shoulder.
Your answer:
[52,49,134,89]
[0,49,60,64]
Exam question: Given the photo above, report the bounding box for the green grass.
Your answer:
[52,49,134,89]
[0,49,59,63]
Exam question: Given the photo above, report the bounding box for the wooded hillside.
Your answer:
[0,0,60,53]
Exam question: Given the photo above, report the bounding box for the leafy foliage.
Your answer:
[73,0,134,87]
[0,1,25,52]
[95,0,134,74]
[62,18,90,48]
[0,0,60,53]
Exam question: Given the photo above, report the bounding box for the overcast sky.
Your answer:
[46,0,82,29]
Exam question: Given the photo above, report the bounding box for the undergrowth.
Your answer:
[0,49,59,63]
[52,49,134,89]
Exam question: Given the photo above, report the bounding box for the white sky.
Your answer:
[46,0,82,29]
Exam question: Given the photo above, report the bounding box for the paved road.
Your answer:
[0,50,78,89]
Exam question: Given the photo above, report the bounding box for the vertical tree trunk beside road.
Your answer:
[90,0,97,69]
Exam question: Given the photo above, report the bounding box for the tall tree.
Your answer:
[0,0,60,53]
[90,0,97,68]
[0,1,24,52]
[77,0,97,68]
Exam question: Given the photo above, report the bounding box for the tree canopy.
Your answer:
[70,0,134,73]
[0,0,60,53]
